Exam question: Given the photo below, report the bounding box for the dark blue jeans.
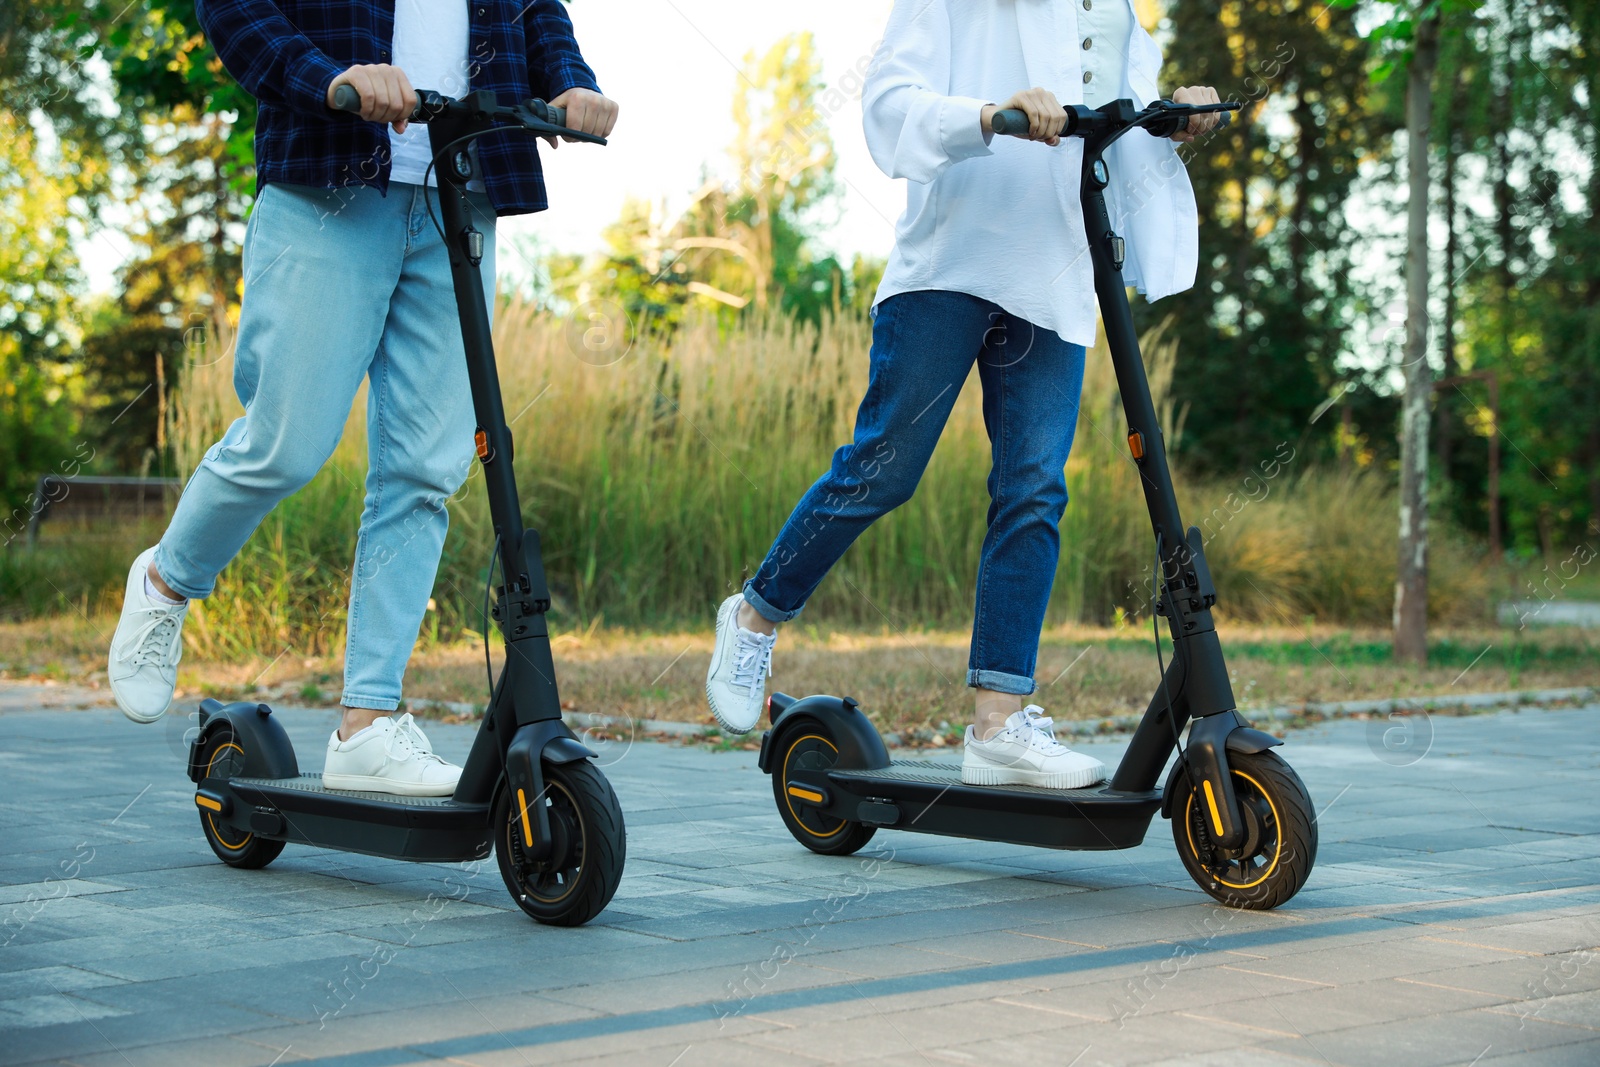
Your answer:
[743,290,1087,696]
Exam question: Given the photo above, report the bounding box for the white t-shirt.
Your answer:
[389,0,471,187]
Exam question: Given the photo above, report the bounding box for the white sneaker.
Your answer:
[962,705,1106,789]
[323,712,462,797]
[705,593,777,734]
[107,547,188,724]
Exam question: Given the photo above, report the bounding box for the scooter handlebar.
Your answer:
[330,83,569,129]
[989,104,1232,139]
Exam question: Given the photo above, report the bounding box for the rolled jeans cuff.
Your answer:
[152,543,215,601]
[966,668,1036,696]
[341,694,401,712]
[742,580,803,624]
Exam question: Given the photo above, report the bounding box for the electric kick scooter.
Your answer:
[182,87,625,926]
[760,98,1318,910]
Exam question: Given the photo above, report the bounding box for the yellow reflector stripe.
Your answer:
[195,795,222,812]
[1202,779,1225,836]
[786,786,824,804]
[516,788,534,847]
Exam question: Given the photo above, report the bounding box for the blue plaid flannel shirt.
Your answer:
[195,0,600,215]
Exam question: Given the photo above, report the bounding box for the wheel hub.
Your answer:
[505,782,585,904]
[1189,777,1277,880]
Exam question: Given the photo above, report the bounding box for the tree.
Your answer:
[679,32,845,322]
[570,32,854,328]
[0,116,84,516]
[0,3,128,514]
[1161,0,1380,473]
[1396,7,1441,665]
[60,2,253,472]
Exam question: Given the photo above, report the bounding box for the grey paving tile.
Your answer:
[460,1015,786,1067]
[1474,1039,1600,1066]
[224,991,603,1060]
[40,1035,310,1067]
[1251,1006,1596,1067]
[1188,974,1514,1036]
[561,1037,824,1067]
[744,996,1074,1061]
[0,991,129,1028]
[2,701,1597,1065]
[927,1008,1273,1067]
[2,1000,284,1063]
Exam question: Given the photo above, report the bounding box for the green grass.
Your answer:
[1030,633,1596,671]
[3,305,1514,657]
[1224,635,1596,670]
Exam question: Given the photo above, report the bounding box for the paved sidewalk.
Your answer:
[2,696,1597,1066]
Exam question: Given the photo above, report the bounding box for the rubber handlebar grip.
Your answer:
[530,100,568,128]
[989,108,1031,136]
[332,83,361,113]
[1174,111,1235,132]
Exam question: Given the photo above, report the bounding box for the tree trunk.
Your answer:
[1395,11,1439,666]
[1494,6,1517,362]
[1586,18,1600,539]
[1437,83,1460,478]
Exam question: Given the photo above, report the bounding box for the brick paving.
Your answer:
[2,693,1597,1066]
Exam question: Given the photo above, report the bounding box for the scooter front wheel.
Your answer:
[1171,748,1316,910]
[494,759,626,926]
[196,730,286,870]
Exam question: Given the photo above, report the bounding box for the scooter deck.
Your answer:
[211,774,493,863]
[826,760,1161,851]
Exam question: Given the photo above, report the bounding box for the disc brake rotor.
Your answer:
[508,782,584,901]
[1192,778,1278,884]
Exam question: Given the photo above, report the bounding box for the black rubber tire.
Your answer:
[771,723,877,857]
[196,730,286,870]
[495,760,626,927]
[1171,748,1317,910]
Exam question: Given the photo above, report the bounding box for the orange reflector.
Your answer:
[1128,432,1145,460]
[1203,779,1225,836]
[516,788,534,847]
[475,429,489,459]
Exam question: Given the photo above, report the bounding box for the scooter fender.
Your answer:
[758,694,890,775]
[1160,715,1284,840]
[503,721,596,863]
[187,699,299,784]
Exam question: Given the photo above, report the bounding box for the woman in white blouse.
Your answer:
[708,0,1222,789]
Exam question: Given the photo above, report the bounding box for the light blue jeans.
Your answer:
[155,181,496,711]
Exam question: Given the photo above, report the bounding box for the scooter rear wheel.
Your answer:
[1171,749,1316,910]
[495,759,626,926]
[771,725,877,856]
[196,730,286,870]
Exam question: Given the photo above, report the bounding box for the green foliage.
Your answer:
[81,0,258,193]
[1159,0,1382,475]
[0,111,92,515]
[560,33,864,329]
[1434,0,1600,548]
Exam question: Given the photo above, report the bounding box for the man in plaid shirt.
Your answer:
[107,0,618,796]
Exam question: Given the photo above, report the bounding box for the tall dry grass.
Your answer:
[154,303,1491,658]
